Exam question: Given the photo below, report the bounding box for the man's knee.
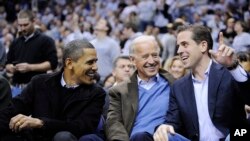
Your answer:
[130,132,153,141]
[53,131,77,141]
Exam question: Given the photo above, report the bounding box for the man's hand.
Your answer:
[209,32,237,68]
[245,105,250,119]
[9,114,43,132]
[15,63,32,73]
[6,64,16,74]
[153,124,175,141]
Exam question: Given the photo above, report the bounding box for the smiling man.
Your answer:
[105,35,175,141]
[0,39,106,141]
[154,25,250,141]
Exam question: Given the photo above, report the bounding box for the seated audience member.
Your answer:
[163,56,187,79]
[105,35,175,141]
[0,39,106,141]
[154,25,250,141]
[112,55,135,86]
[103,74,115,89]
[0,74,11,110]
[103,56,134,89]
[237,51,250,72]
[102,56,135,120]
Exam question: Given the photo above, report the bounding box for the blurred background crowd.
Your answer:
[0,0,249,90]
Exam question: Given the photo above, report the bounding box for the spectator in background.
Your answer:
[102,56,135,120]
[218,17,236,46]
[137,0,156,32]
[122,22,142,56]
[0,74,11,110]
[163,56,187,79]
[111,55,135,86]
[105,35,175,141]
[5,9,58,97]
[0,39,105,141]
[91,18,121,82]
[0,42,6,71]
[232,20,250,52]
[103,74,115,90]
[237,51,250,72]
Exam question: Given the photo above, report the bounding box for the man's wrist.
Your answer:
[227,60,239,70]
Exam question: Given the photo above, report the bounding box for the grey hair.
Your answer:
[129,35,160,55]
[62,39,95,67]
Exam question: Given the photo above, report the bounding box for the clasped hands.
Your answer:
[9,114,43,132]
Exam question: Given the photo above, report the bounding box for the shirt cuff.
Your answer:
[229,65,248,82]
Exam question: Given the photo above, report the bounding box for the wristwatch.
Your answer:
[227,60,239,70]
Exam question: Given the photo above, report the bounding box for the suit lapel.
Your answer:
[128,73,139,115]
[182,74,200,131]
[208,62,224,119]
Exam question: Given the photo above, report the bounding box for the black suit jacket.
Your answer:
[166,62,249,141]
[0,70,106,139]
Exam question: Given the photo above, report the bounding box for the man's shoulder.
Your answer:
[31,71,60,83]
[109,80,131,94]
[159,68,175,84]
[173,74,190,87]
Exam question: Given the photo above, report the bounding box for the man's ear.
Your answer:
[129,55,136,66]
[200,41,208,53]
[65,58,73,69]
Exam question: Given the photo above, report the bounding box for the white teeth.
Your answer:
[87,73,95,77]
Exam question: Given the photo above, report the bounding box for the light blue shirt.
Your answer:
[192,60,248,141]
[192,61,224,141]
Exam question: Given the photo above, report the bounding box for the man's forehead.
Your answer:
[18,18,31,24]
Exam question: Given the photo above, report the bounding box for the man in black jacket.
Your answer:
[0,39,106,141]
[5,9,58,97]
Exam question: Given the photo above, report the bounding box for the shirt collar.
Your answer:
[24,33,34,42]
[192,60,212,82]
[61,73,79,88]
[137,73,160,85]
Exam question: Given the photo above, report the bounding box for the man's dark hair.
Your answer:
[106,21,112,36]
[62,39,95,67]
[237,51,250,62]
[236,20,249,32]
[177,25,213,57]
[124,22,138,33]
[113,55,130,69]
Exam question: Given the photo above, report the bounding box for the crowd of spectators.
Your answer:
[0,0,249,140]
[0,0,249,87]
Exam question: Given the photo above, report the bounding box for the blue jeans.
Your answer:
[79,134,104,141]
[130,132,153,141]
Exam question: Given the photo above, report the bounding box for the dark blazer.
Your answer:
[166,62,249,141]
[0,70,106,139]
[105,69,175,141]
[0,75,11,110]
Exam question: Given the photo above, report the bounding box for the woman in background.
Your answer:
[163,56,187,79]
